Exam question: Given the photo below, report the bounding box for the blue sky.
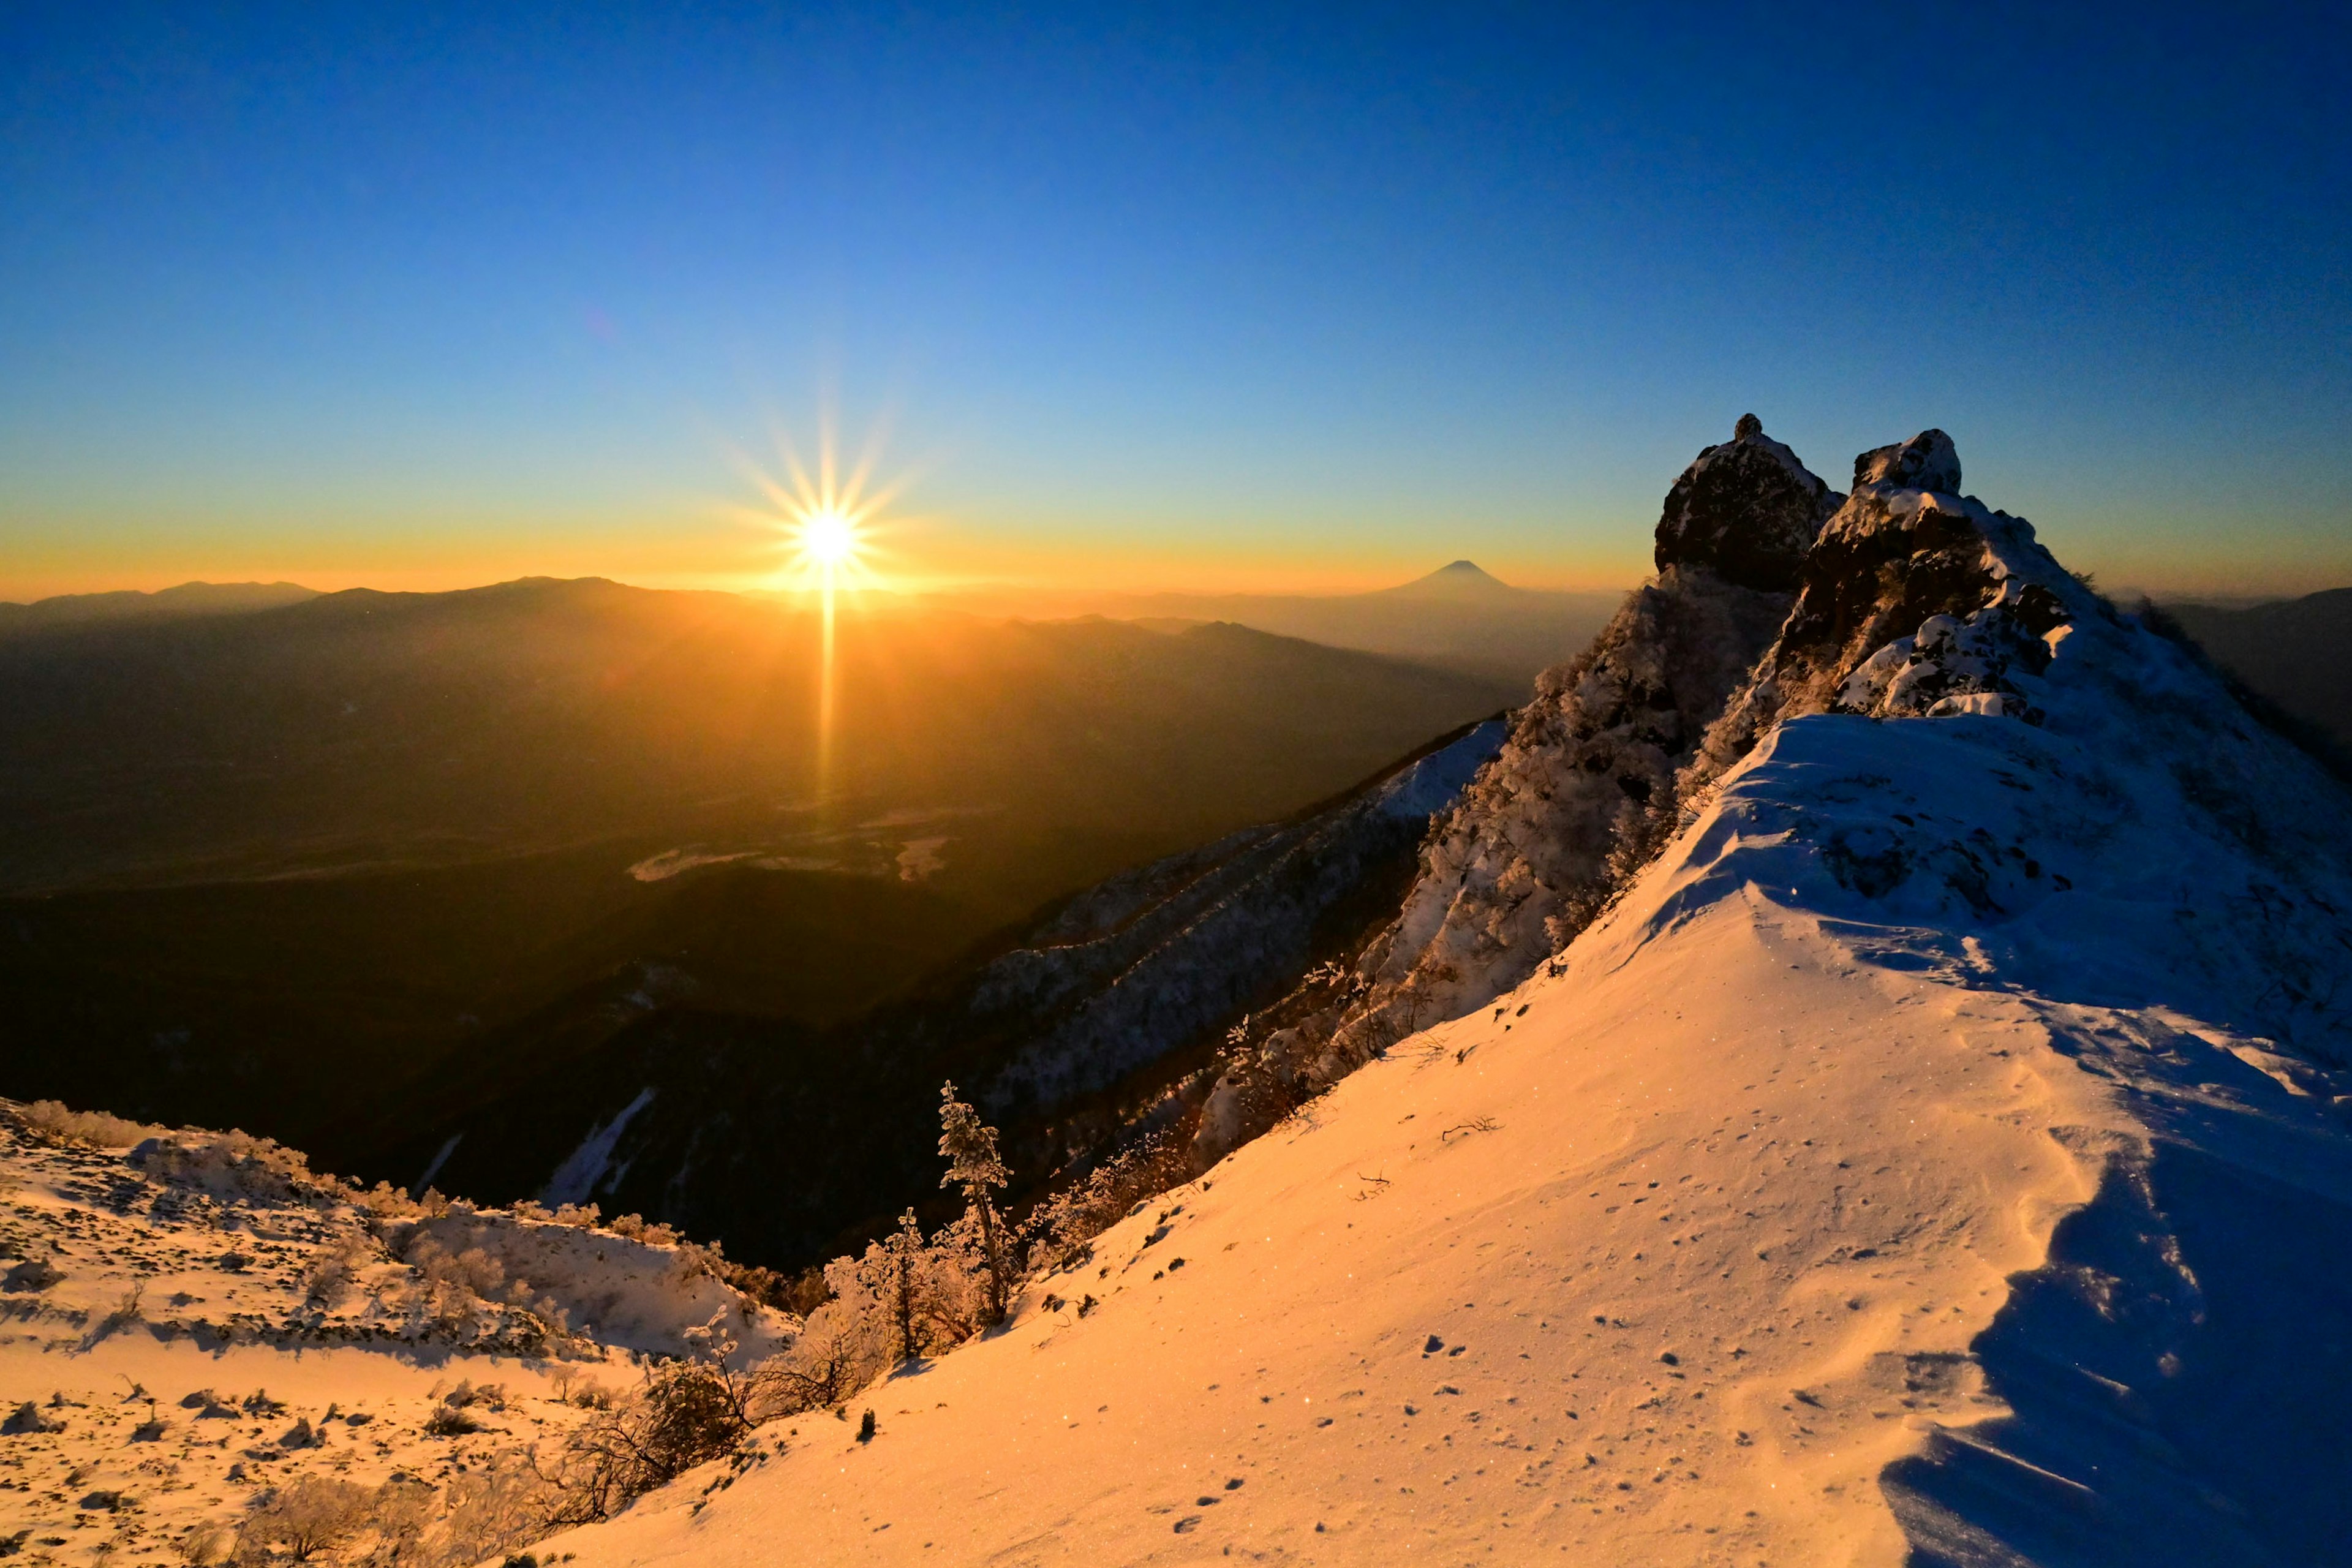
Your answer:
[3,2,2346,598]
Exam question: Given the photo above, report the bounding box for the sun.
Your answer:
[726,420,905,595]
[797,506,861,570]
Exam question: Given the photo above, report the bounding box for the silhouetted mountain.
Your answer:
[1373,559,1518,600]
[0,577,1515,894]
[0,579,317,634]
[2160,587,2352,762]
[937,564,1622,687]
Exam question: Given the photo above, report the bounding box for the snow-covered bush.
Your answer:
[233,1475,375,1562]
[127,1128,317,1206]
[1023,1129,1194,1272]
[13,1099,159,1148]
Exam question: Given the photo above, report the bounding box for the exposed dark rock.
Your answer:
[1654,415,1845,592]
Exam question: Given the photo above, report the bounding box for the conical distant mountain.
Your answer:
[1374,559,1521,600]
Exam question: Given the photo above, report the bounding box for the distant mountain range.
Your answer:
[921,560,1626,687]
[9,570,2342,752]
[0,575,1516,1164]
[2158,587,2352,765]
[0,579,317,633]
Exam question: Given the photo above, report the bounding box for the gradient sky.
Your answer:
[4,2,2347,602]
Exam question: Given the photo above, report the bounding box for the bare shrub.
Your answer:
[1023,1129,1194,1271]
[303,1237,374,1308]
[130,1131,313,1205]
[603,1212,680,1248]
[234,1476,372,1561]
[81,1284,145,1349]
[176,1523,234,1565]
[423,1379,503,1436]
[423,1458,554,1566]
[535,1359,760,1524]
[15,1099,159,1148]
[423,1403,483,1437]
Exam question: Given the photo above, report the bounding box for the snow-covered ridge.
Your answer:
[1679,428,2351,1066]
[522,422,2352,1566]
[0,1102,798,1562]
[0,1105,786,1365]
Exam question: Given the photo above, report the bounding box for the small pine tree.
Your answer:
[887,1208,923,1360]
[937,1082,1011,1325]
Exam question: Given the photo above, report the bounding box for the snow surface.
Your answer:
[530,439,2352,1566]
[0,1115,783,1559]
[12,428,2348,1566]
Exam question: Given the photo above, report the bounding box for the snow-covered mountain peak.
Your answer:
[1653,413,1844,591]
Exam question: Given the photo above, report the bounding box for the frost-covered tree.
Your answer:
[886,1208,923,1360]
[937,1082,1011,1325]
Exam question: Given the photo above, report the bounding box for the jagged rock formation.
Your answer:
[1194,417,1839,1159]
[1653,411,1844,590]
[1684,428,2070,790]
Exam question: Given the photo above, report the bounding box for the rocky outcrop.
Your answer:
[1683,428,2089,797]
[1193,417,1840,1161]
[1653,412,1844,590]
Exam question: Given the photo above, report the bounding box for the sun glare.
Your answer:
[797,507,861,570]
[725,415,918,812]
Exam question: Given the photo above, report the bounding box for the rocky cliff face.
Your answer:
[1193,417,1841,1161]
[1652,410,1843,591]
[1684,428,2076,789]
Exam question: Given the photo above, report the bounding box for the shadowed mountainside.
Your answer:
[2160,587,2352,764]
[346,720,1508,1271]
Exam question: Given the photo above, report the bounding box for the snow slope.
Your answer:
[536,435,2352,1567]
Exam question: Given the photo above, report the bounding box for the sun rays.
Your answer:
[725,415,919,810]
[729,413,907,597]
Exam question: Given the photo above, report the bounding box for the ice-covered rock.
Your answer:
[1852,425,1961,492]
